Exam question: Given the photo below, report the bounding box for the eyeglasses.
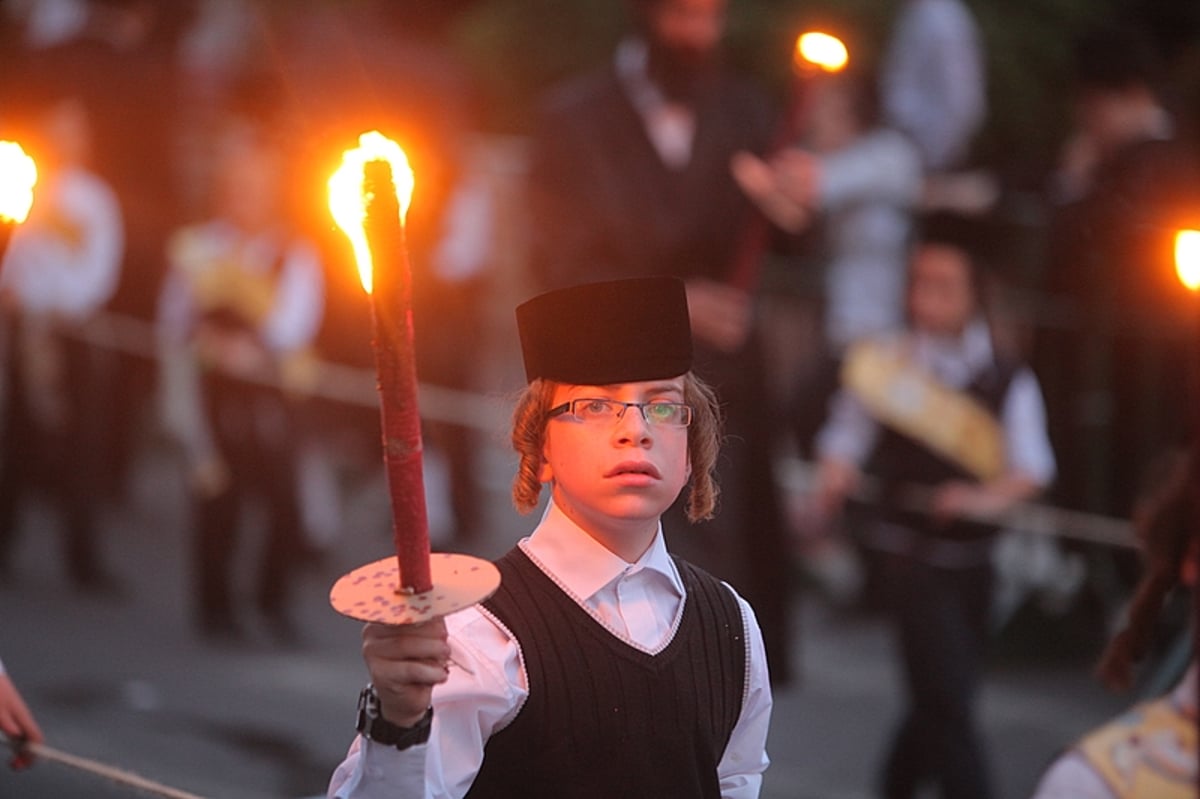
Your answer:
[547,398,693,427]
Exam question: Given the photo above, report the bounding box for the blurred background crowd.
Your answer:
[1,0,1200,797]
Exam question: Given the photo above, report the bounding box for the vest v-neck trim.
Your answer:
[515,546,689,662]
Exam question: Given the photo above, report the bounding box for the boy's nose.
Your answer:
[613,405,653,443]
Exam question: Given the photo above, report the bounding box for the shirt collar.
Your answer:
[1172,663,1198,717]
[615,36,663,116]
[521,499,684,603]
[911,317,993,381]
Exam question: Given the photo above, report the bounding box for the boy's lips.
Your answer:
[605,461,662,480]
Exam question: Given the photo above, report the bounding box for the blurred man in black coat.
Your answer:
[1040,25,1200,519]
[527,0,794,684]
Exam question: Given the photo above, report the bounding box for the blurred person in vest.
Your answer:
[814,213,1056,799]
[157,107,323,645]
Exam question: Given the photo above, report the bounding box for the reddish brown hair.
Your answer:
[1095,448,1196,691]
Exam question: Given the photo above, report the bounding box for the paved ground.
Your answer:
[0,417,1135,799]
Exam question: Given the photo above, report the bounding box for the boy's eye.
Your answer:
[579,399,615,417]
[644,403,679,423]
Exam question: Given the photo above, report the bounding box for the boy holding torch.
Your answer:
[329,276,772,798]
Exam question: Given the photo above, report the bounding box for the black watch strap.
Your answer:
[356,685,433,751]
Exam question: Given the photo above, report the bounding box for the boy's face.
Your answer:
[641,0,726,102]
[646,0,726,56]
[540,378,691,536]
[907,243,976,336]
[214,127,283,231]
[42,98,91,167]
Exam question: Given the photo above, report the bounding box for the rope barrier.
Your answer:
[59,310,1140,548]
[6,738,207,799]
[70,310,513,432]
[778,457,1138,550]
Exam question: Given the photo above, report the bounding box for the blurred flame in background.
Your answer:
[0,140,38,224]
[1176,229,1200,292]
[795,32,849,73]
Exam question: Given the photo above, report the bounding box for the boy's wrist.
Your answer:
[356,685,432,751]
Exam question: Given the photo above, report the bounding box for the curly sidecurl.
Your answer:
[1095,447,1196,691]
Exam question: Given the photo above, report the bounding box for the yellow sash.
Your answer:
[841,340,1005,481]
[1075,698,1196,799]
[168,227,277,326]
[168,226,318,396]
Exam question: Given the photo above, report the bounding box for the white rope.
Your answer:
[9,739,207,799]
[71,310,512,431]
[778,457,1137,549]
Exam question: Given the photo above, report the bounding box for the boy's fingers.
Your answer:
[2,724,36,771]
[362,628,448,652]
[364,619,447,642]
[375,659,451,690]
[7,739,34,772]
[363,628,451,664]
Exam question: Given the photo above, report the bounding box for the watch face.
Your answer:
[356,686,386,740]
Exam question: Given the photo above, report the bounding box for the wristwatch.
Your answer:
[356,685,433,751]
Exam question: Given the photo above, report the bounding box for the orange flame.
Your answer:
[795,31,849,73]
[328,131,414,294]
[0,141,37,224]
[1176,229,1200,292]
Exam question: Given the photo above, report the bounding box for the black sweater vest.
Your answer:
[464,547,747,799]
[868,358,1018,541]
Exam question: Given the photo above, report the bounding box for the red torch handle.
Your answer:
[727,72,812,293]
[363,159,433,595]
[0,220,13,264]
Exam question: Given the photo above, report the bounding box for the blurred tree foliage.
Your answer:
[449,0,1198,182]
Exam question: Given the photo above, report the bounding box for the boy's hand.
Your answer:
[931,475,1040,526]
[0,673,43,770]
[930,480,1014,524]
[362,620,450,728]
[815,458,861,517]
[189,455,230,499]
[930,480,982,524]
[684,278,752,353]
[730,149,819,233]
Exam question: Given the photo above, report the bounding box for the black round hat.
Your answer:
[516,277,693,384]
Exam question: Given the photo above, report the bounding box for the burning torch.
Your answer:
[728,30,848,292]
[1174,224,1200,794]
[326,131,499,625]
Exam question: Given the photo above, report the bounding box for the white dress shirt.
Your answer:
[616,38,697,170]
[328,500,773,799]
[0,167,123,320]
[880,0,986,172]
[816,320,1057,487]
[816,128,922,350]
